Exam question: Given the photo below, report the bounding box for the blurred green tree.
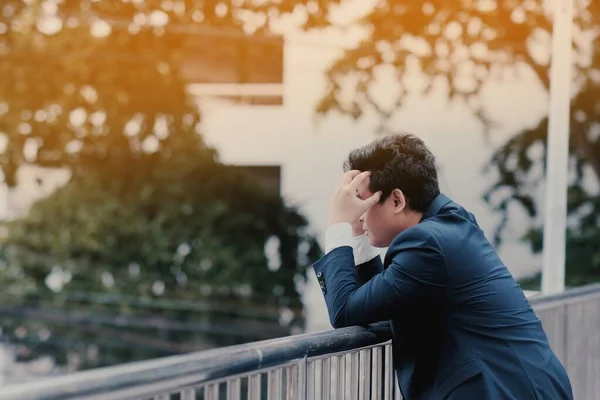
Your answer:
[0,0,323,373]
[0,136,320,370]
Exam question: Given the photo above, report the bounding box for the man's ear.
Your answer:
[391,189,407,214]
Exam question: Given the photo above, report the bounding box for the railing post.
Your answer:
[322,357,331,399]
[180,388,195,400]
[227,378,241,400]
[248,374,261,400]
[205,383,219,400]
[371,346,383,400]
[384,344,393,400]
[349,351,359,400]
[336,354,346,400]
[299,356,307,400]
[307,359,315,400]
[267,368,283,399]
[285,364,295,400]
[359,349,371,400]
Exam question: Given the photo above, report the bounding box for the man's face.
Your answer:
[355,177,398,248]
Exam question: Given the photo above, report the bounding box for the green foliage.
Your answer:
[0,138,321,369]
[0,0,332,373]
[5,140,318,302]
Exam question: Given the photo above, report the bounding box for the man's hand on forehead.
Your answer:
[329,170,382,226]
[354,171,375,198]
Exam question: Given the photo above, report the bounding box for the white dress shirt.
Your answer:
[324,222,381,265]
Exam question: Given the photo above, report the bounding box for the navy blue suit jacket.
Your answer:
[313,194,573,399]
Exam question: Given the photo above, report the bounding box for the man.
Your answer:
[313,133,573,399]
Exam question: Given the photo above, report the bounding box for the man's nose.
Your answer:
[359,214,366,228]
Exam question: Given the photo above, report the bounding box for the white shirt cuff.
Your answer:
[325,223,381,266]
[351,233,382,265]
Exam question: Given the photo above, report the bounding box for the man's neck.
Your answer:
[401,211,424,231]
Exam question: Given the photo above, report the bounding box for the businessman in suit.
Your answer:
[313,133,573,399]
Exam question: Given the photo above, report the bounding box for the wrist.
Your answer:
[328,221,352,230]
[351,234,381,265]
[325,222,353,253]
[329,217,351,226]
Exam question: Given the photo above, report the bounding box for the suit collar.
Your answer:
[383,193,451,268]
[420,193,451,221]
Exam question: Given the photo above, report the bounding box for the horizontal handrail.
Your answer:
[528,282,600,307]
[0,322,391,400]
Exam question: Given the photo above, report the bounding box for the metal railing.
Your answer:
[1,283,600,400]
[528,282,600,400]
[0,322,394,400]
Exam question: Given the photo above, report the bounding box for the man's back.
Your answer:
[386,195,572,398]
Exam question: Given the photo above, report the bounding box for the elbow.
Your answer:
[331,318,349,329]
[330,307,351,329]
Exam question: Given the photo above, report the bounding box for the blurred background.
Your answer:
[0,0,598,386]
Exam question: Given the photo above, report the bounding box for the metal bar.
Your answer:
[0,323,392,400]
[298,357,307,400]
[307,360,316,400]
[313,359,323,400]
[540,0,574,295]
[384,344,393,400]
[248,374,261,400]
[371,346,383,400]
[268,368,283,400]
[322,357,331,400]
[359,349,371,400]
[180,387,196,400]
[286,364,298,400]
[349,352,359,400]
[227,377,241,400]
[206,382,220,400]
[337,354,346,400]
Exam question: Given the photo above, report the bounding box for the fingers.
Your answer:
[339,170,362,189]
[363,191,382,209]
[348,170,371,192]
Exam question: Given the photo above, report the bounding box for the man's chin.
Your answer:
[367,235,387,248]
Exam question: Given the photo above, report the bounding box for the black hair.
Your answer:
[343,132,440,212]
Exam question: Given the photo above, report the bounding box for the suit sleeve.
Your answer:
[313,227,445,328]
[356,256,383,285]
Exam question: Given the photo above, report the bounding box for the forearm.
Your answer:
[313,247,362,328]
[314,223,383,328]
[325,223,381,284]
[356,256,383,285]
